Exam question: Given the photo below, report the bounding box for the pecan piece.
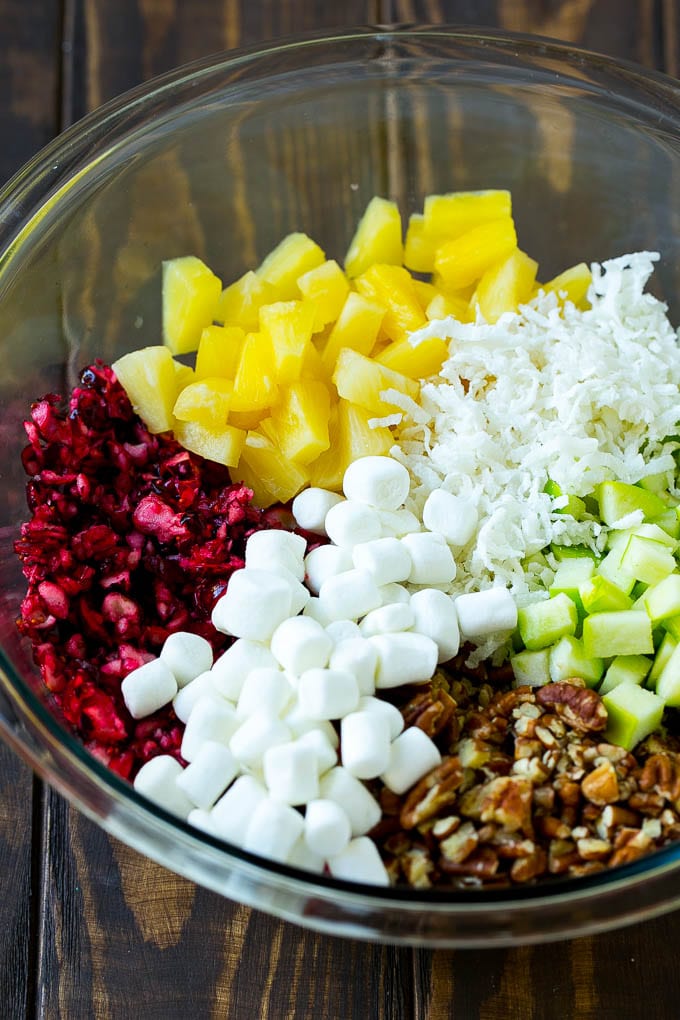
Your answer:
[402,688,458,742]
[401,848,435,889]
[400,757,465,829]
[439,821,478,864]
[511,846,548,883]
[461,776,534,837]
[439,845,499,879]
[535,683,607,733]
[639,753,680,803]
[581,761,620,806]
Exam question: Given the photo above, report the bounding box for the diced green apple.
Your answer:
[548,635,604,687]
[596,546,637,595]
[550,543,599,562]
[517,593,578,650]
[656,644,680,706]
[651,509,680,540]
[619,535,676,585]
[598,654,651,696]
[579,575,633,614]
[647,632,677,687]
[642,573,680,622]
[582,610,654,658]
[510,648,551,688]
[602,683,665,750]
[596,480,667,526]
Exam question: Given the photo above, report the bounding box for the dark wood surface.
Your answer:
[3,2,680,1017]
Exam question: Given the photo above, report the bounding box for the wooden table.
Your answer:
[3,2,680,1016]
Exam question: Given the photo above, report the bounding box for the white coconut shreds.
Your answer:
[389,251,680,621]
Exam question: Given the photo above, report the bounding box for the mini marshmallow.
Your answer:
[209,638,279,701]
[358,695,404,740]
[297,668,359,720]
[294,727,338,774]
[351,536,412,586]
[325,619,362,644]
[187,808,220,837]
[283,703,339,747]
[173,672,219,724]
[318,568,382,622]
[409,588,460,663]
[378,582,410,605]
[319,766,382,836]
[122,658,177,719]
[270,615,333,675]
[328,836,390,886]
[245,528,307,581]
[288,835,325,874]
[181,696,239,762]
[329,638,377,696]
[210,775,268,845]
[160,632,213,688]
[342,456,410,511]
[359,602,414,637]
[133,756,193,819]
[380,727,442,795]
[211,569,292,641]
[340,711,391,779]
[422,489,479,547]
[229,713,291,767]
[236,667,292,720]
[323,500,382,548]
[292,487,344,535]
[302,597,334,627]
[243,797,305,863]
[401,531,457,585]
[176,741,240,810]
[454,587,518,638]
[263,741,320,805]
[377,507,421,537]
[276,566,311,616]
[304,544,353,596]
[370,632,438,688]
[304,799,351,857]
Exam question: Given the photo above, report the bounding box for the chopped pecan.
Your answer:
[536,815,571,840]
[535,683,607,733]
[609,828,653,868]
[576,836,611,861]
[439,821,478,864]
[402,688,457,742]
[639,754,680,803]
[462,776,534,837]
[627,790,664,817]
[457,737,491,769]
[401,848,435,889]
[581,761,620,806]
[439,845,499,878]
[548,839,581,874]
[511,846,548,883]
[400,757,465,829]
[431,815,461,840]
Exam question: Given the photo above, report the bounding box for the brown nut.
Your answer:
[535,683,608,733]
[399,757,465,829]
[581,761,620,806]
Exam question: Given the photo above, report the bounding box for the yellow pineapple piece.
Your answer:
[425,292,470,322]
[259,300,316,384]
[112,346,179,434]
[434,217,517,290]
[229,408,268,431]
[296,259,350,332]
[321,292,385,372]
[542,262,592,307]
[300,341,328,382]
[162,256,222,355]
[354,264,426,343]
[423,190,512,239]
[236,432,310,506]
[257,233,325,301]
[195,325,245,380]
[269,380,331,464]
[333,347,419,417]
[473,249,538,323]
[309,400,392,490]
[375,335,449,379]
[344,197,403,279]
[412,279,437,311]
[173,420,245,468]
[231,332,279,411]
[173,378,234,427]
[216,271,276,331]
[174,361,195,389]
[404,213,438,274]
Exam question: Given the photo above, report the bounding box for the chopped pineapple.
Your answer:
[375,335,449,379]
[309,400,392,490]
[216,270,275,331]
[162,256,222,355]
[112,346,179,434]
[269,380,331,464]
[344,197,403,278]
[257,233,325,300]
[296,260,350,331]
[231,332,279,411]
[434,217,518,290]
[195,325,244,379]
[542,262,591,307]
[423,190,512,239]
[333,347,419,416]
[173,378,233,427]
[425,292,470,322]
[173,361,195,390]
[173,420,245,467]
[403,213,436,274]
[321,292,385,372]
[300,341,328,382]
[259,300,316,384]
[412,279,438,311]
[229,409,268,431]
[236,432,310,506]
[473,249,538,323]
[354,264,426,343]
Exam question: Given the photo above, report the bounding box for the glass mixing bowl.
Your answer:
[2,26,680,947]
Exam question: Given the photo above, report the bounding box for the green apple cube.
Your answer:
[663,615,680,641]
[647,632,677,687]
[656,644,680,706]
[582,610,654,658]
[602,683,665,750]
[607,522,677,555]
[596,480,667,526]
[619,535,676,585]
[638,472,672,494]
[550,543,599,562]
[642,573,680,622]
[517,593,578,650]
[551,558,595,589]
[596,546,637,595]
[579,575,633,614]
[510,648,551,688]
[548,635,604,687]
[651,509,680,540]
[599,654,651,696]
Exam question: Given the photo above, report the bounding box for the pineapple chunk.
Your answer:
[300,341,328,382]
[425,292,470,322]
[543,262,592,307]
[229,409,268,431]
[412,279,437,311]
[344,197,403,279]
[173,420,245,468]
[309,400,392,490]
[236,432,310,506]
[423,190,512,238]
[162,256,222,355]
[259,300,316,384]
[375,335,449,379]
[296,260,350,331]
[434,217,518,290]
[216,271,275,331]
[231,332,279,411]
[333,347,419,416]
[257,233,325,300]
[321,292,385,372]
[173,378,233,427]
[473,249,538,323]
[112,346,179,434]
[173,361,195,389]
[195,325,245,379]
[354,265,426,343]
[404,213,436,273]
[269,380,331,464]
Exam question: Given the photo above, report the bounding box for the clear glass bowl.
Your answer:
[2,26,680,947]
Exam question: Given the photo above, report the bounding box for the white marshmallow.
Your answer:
[318,569,382,622]
[351,536,412,586]
[302,597,334,627]
[377,507,421,537]
[325,619,361,644]
[454,587,518,638]
[340,711,391,779]
[172,671,219,723]
[304,544,353,596]
[342,456,410,511]
[187,808,220,837]
[276,566,311,616]
[409,588,460,663]
[133,756,193,819]
[229,713,291,767]
[263,741,320,805]
[288,835,325,874]
[369,632,438,688]
[209,638,278,701]
[380,727,442,794]
[304,799,351,857]
[176,741,239,810]
[282,704,339,748]
[245,528,307,581]
[270,615,333,674]
[297,668,359,720]
[294,727,338,774]
[319,766,382,836]
[378,582,410,605]
[328,837,390,885]
[243,797,305,863]
[358,695,404,740]
[122,658,177,720]
[210,775,268,845]
[401,532,457,585]
[211,568,292,641]
[181,696,239,762]
[324,500,382,548]
[292,488,344,535]
[329,638,377,696]
[422,489,478,547]
[359,602,414,637]
[236,667,292,719]
[160,632,213,688]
